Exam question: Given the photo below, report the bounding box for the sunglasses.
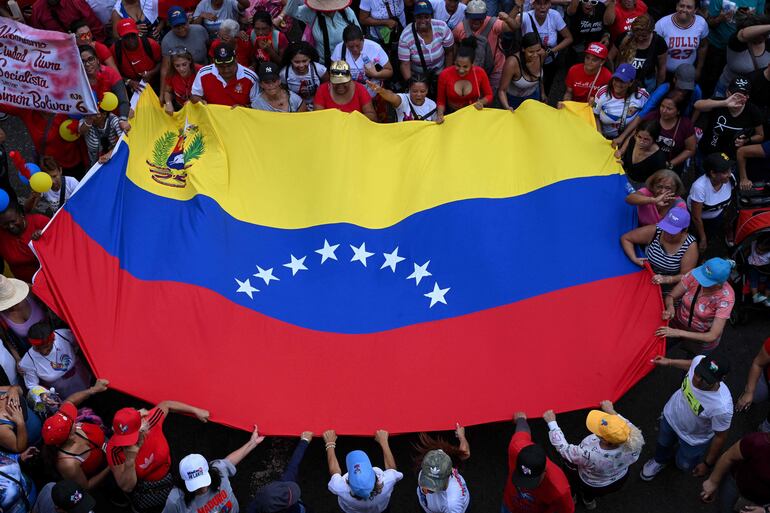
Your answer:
[581,0,600,5]
[76,31,93,40]
[169,46,189,56]
[330,70,351,76]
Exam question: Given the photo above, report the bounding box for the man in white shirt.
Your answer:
[430,0,467,29]
[640,355,733,481]
[324,429,403,513]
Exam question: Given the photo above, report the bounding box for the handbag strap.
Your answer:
[0,468,30,511]
[686,285,702,329]
[317,14,332,68]
[618,95,632,132]
[412,22,429,73]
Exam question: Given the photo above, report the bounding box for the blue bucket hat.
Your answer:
[346,450,376,499]
[692,258,733,287]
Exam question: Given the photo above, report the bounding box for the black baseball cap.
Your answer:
[511,444,547,489]
[51,480,96,513]
[213,44,235,65]
[694,356,730,385]
[729,76,751,94]
[703,152,735,174]
[257,61,279,82]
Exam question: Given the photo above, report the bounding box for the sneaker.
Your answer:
[640,459,666,481]
[582,497,597,510]
[753,293,768,303]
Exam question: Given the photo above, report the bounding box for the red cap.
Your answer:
[111,407,141,446]
[585,42,608,60]
[116,18,139,37]
[42,402,77,446]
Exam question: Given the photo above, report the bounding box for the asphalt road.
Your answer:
[2,111,769,513]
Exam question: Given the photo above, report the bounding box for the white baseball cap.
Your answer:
[179,454,211,492]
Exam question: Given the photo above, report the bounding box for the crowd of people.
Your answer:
[0,0,770,509]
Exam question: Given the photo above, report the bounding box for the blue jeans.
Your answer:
[653,416,710,470]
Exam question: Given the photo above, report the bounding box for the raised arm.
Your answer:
[323,430,342,476]
[375,429,398,470]
[225,425,265,466]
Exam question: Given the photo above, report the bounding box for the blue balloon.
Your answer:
[18,174,29,186]
[0,189,9,212]
[25,163,40,174]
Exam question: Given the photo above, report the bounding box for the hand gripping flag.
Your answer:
[32,91,664,434]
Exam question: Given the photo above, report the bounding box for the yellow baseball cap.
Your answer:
[585,410,630,445]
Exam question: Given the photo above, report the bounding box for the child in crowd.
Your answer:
[748,236,770,305]
[79,97,124,165]
[24,156,80,216]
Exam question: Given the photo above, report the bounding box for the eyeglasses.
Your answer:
[169,46,189,56]
[81,56,97,64]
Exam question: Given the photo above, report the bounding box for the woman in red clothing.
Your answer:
[0,203,49,283]
[435,38,493,124]
[163,48,202,114]
[313,61,378,121]
[80,45,131,132]
[41,380,111,491]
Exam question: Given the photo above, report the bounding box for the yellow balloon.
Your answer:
[30,172,53,193]
[100,92,118,112]
[58,119,80,142]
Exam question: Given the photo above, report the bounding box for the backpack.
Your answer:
[462,18,496,76]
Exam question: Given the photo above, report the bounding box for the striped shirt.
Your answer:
[397,20,454,74]
[644,228,696,276]
[80,114,123,165]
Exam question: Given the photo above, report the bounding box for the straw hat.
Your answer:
[0,275,29,311]
[305,0,351,12]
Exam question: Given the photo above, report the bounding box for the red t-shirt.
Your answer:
[208,38,253,67]
[106,407,170,482]
[0,213,49,283]
[250,29,289,63]
[313,82,372,114]
[734,432,770,504]
[166,64,202,106]
[111,38,162,80]
[191,64,258,107]
[610,0,647,40]
[504,432,574,513]
[565,64,612,103]
[0,104,86,169]
[436,65,494,109]
[93,41,112,65]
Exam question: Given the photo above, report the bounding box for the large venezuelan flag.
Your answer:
[32,90,664,434]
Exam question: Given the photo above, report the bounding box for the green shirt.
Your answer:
[707,0,766,49]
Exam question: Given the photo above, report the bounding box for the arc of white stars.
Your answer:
[381,247,405,272]
[407,260,432,286]
[283,254,308,276]
[253,265,280,286]
[424,282,450,308]
[235,278,259,299]
[315,239,339,264]
[350,242,374,267]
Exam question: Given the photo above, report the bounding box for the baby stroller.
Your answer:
[728,182,770,325]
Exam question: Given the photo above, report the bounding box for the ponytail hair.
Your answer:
[619,14,653,65]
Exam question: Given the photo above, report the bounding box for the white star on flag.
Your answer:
[283,255,308,276]
[350,242,374,267]
[235,278,259,299]
[253,265,280,286]
[407,261,432,285]
[315,239,339,264]
[424,282,450,308]
[381,247,405,272]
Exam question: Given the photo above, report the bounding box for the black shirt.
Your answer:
[615,32,668,84]
[622,136,668,183]
[699,102,764,159]
[568,3,607,48]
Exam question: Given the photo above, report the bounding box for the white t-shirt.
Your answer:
[394,93,437,121]
[662,355,733,446]
[520,10,566,64]
[0,344,17,385]
[331,40,390,97]
[281,62,327,110]
[749,240,770,266]
[430,0,466,29]
[687,173,733,220]
[42,176,79,213]
[19,329,91,398]
[358,0,407,40]
[328,467,403,513]
[654,14,709,72]
[416,469,470,513]
[593,85,649,138]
